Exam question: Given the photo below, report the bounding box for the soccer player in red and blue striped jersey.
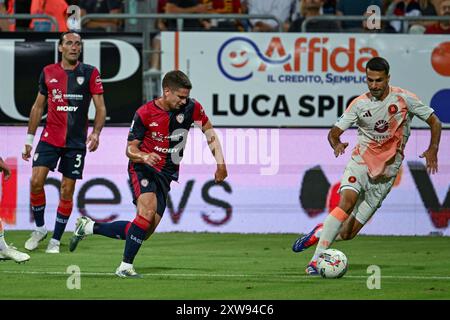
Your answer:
[69,70,228,278]
[22,31,106,254]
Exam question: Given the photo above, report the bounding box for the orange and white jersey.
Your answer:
[335,86,434,179]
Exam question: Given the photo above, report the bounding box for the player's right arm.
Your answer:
[328,126,349,158]
[22,93,47,161]
[126,140,161,166]
[126,111,161,166]
[328,98,359,157]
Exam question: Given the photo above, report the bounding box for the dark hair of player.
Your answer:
[366,57,390,75]
[58,31,81,46]
[162,70,192,91]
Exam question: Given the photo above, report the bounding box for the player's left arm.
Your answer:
[406,92,441,175]
[86,94,107,152]
[201,120,228,183]
[419,113,441,175]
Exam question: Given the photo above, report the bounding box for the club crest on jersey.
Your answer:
[374,120,389,133]
[388,104,398,114]
[348,176,357,183]
[51,89,64,102]
[151,131,164,142]
[141,179,149,187]
[176,114,184,124]
[76,76,85,85]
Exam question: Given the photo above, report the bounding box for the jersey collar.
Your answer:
[60,60,80,71]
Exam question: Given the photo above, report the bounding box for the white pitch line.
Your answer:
[1,270,450,280]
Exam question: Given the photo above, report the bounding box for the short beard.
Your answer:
[66,56,79,65]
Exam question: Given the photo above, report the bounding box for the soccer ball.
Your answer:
[317,249,348,279]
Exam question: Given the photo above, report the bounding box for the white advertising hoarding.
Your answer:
[161,32,450,128]
[0,127,449,236]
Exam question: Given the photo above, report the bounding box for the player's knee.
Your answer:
[60,186,74,200]
[138,209,156,223]
[30,176,44,193]
[60,181,75,200]
[338,202,354,215]
[338,191,359,214]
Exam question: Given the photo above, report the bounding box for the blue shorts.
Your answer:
[128,162,172,216]
[32,141,86,180]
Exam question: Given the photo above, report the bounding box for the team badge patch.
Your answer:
[374,120,389,133]
[176,114,184,123]
[141,179,149,187]
[51,89,63,102]
[348,176,357,183]
[34,153,39,161]
[388,104,398,114]
[76,76,85,85]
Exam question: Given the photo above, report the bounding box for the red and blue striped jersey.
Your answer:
[128,98,209,181]
[38,62,104,149]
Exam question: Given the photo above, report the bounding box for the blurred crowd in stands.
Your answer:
[1,0,448,71]
[1,0,449,33]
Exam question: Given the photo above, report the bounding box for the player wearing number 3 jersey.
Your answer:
[22,31,107,254]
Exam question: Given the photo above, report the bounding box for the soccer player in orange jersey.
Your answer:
[292,57,442,275]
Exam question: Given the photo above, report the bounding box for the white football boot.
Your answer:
[24,229,48,251]
[45,238,60,253]
[115,262,142,279]
[0,245,31,263]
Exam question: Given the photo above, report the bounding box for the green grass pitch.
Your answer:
[1,231,449,300]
